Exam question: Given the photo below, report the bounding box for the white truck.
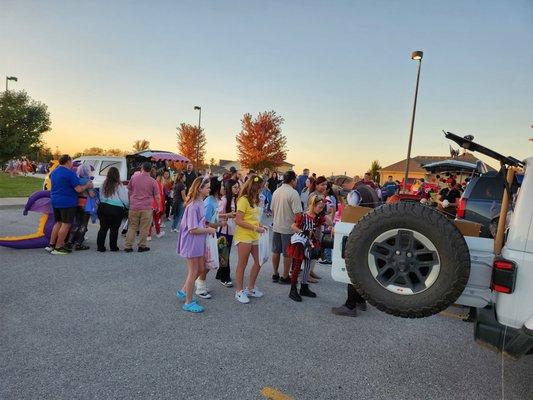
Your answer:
[332,132,533,359]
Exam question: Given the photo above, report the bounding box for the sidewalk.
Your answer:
[0,197,28,210]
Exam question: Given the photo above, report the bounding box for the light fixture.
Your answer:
[411,51,423,61]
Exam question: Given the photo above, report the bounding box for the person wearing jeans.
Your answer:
[171,172,186,232]
[124,162,160,253]
[97,167,129,252]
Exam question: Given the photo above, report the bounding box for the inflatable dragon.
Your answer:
[0,190,55,249]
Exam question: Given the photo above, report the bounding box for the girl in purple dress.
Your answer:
[176,177,216,313]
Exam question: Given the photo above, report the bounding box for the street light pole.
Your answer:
[194,106,202,170]
[403,51,423,193]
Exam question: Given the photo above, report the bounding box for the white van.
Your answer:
[73,156,128,188]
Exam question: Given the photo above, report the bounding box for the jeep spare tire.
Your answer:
[345,202,470,318]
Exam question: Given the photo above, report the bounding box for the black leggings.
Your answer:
[67,207,90,245]
[97,203,124,250]
[345,284,366,309]
[215,233,233,282]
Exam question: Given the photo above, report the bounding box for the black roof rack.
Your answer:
[444,131,523,168]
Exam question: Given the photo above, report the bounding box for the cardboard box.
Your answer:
[454,220,482,237]
[341,205,373,223]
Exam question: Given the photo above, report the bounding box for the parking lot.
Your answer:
[0,208,531,400]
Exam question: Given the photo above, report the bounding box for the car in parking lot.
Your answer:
[332,132,533,359]
[457,170,520,238]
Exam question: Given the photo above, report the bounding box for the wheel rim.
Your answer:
[367,229,440,295]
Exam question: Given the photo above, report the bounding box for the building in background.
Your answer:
[379,152,490,185]
[218,160,294,174]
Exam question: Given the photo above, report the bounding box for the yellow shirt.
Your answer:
[234,196,261,242]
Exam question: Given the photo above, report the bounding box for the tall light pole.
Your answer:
[403,50,423,193]
[5,76,18,91]
[194,106,202,169]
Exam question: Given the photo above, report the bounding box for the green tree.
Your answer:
[368,160,382,183]
[132,139,150,152]
[209,157,216,166]
[82,147,106,156]
[105,148,124,156]
[0,90,51,164]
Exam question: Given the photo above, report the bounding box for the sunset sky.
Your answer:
[2,0,532,175]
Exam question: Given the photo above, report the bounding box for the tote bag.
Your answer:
[258,230,270,266]
[205,234,220,270]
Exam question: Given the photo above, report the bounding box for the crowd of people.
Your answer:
[4,157,49,176]
[43,153,470,315]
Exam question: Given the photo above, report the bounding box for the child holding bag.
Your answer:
[194,177,227,299]
[176,177,216,313]
[215,179,240,287]
[287,194,333,302]
[234,175,266,304]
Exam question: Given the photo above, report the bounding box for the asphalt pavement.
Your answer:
[0,208,531,400]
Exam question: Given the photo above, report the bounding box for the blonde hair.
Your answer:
[307,194,324,213]
[238,175,263,207]
[185,176,209,207]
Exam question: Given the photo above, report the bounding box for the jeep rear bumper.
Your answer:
[475,307,533,360]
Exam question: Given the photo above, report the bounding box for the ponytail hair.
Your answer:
[185,176,209,207]
[238,174,263,208]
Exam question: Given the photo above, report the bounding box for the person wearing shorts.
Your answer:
[48,155,93,255]
[271,171,303,284]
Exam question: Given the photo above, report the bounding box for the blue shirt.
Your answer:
[296,174,308,194]
[383,181,398,197]
[204,195,219,224]
[50,166,81,208]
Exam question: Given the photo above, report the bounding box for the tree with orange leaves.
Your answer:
[177,123,207,169]
[236,111,287,171]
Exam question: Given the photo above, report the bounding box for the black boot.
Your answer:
[289,284,302,302]
[300,283,317,298]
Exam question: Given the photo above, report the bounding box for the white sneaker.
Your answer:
[147,236,152,241]
[246,287,264,298]
[161,223,166,228]
[171,228,178,233]
[156,231,166,238]
[196,291,212,299]
[45,245,54,252]
[235,290,250,304]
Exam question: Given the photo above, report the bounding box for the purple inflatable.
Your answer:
[0,190,55,249]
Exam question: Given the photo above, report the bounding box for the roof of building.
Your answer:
[380,153,489,173]
[218,159,294,168]
[218,159,234,166]
[279,161,294,167]
[210,165,229,176]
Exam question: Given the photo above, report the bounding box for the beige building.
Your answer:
[218,159,294,174]
[379,153,485,185]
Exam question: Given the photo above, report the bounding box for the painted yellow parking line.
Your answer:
[439,310,468,320]
[261,387,294,400]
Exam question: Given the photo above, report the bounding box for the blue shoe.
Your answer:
[176,290,197,303]
[182,301,204,313]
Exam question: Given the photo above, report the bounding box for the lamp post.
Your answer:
[402,51,423,193]
[5,76,18,91]
[194,105,202,170]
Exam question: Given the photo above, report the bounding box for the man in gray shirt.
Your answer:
[271,171,303,284]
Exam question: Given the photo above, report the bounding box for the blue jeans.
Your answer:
[322,231,332,262]
[172,203,185,230]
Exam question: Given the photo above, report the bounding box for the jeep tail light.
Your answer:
[456,197,467,219]
[491,258,517,294]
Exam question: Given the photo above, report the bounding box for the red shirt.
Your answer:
[127,172,159,211]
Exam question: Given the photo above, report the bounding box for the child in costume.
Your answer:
[287,194,333,302]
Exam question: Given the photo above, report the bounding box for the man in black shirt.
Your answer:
[184,163,197,192]
[437,178,461,218]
